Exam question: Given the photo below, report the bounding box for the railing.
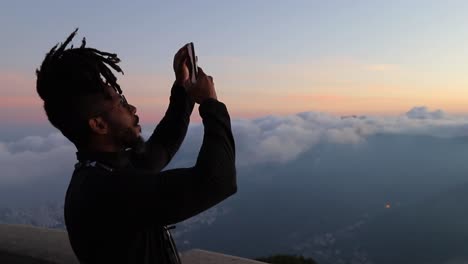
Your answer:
[0,224,265,264]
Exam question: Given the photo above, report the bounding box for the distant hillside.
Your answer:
[173,134,468,263]
[0,202,65,229]
[359,182,468,264]
[3,134,468,264]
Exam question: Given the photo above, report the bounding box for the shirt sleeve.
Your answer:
[115,99,237,227]
[133,83,195,172]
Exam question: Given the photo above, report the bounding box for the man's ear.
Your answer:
[88,117,109,135]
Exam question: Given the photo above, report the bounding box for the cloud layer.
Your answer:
[0,133,75,185]
[2,106,468,186]
[230,106,468,165]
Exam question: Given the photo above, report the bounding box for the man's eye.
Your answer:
[119,95,128,107]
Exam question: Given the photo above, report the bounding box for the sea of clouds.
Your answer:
[1,106,468,186]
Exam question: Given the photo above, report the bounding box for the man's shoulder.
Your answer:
[74,160,115,173]
[67,164,114,200]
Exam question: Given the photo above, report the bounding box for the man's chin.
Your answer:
[121,126,145,153]
[129,135,146,153]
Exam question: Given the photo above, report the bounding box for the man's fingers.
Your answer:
[176,45,187,56]
[196,67,213,83]
[197,67,206,77]
[174,45,188,65]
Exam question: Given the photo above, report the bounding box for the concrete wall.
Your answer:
[0,224,265,264]
[0,224,79,264]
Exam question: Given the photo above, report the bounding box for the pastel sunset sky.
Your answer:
[2,0,468,126]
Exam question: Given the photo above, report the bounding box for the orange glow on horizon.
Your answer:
[2,91,468,123]
[0,96,42,107]
[2,70,468,124]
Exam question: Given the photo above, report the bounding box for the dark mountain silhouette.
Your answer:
[174,134,468,263]
[359,182,468,264]
[3,133,468,264]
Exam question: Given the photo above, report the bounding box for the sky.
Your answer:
[3,2,468,259]
[2,0,468,127]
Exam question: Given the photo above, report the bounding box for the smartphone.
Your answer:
[186,42,198,84]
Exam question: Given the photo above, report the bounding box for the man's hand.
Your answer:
[173,45,190,89]
[188,67,217,104]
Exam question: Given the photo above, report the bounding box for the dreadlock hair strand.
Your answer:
[36,28,125,147]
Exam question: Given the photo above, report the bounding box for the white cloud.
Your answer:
[231,107,468,166]
[0,133,75,185]
[2,106,468,185]
[406,106,446,120]
[6,133,70,154]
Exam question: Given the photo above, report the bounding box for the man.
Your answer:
[35,29,237,263]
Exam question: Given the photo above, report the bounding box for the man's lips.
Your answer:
[134,115,140,126]
[134,115,141,133]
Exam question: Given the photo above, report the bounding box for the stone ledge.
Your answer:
[181,249,266,264]
[0,223,78,264]
[0,224,266,264]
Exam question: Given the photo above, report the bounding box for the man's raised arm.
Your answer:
[116,67,237,226]
[134,45,195,172]
[141,83,194,171]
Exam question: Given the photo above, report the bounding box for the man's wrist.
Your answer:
[174,79,190,90]
[200,97,218,105]
[199,98,228,120]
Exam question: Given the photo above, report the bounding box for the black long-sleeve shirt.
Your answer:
[64,84,237,264]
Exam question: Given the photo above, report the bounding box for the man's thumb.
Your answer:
[197,67,205,77]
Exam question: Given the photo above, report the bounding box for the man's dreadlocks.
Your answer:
[36,28,124,147]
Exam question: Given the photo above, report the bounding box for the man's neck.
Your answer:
[79,141,122,153]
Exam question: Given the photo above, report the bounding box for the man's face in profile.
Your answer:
[94,85,145,151]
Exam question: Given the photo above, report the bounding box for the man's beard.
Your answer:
[110,124,146,153]
[102,113,145,153]
[120,127,146,153]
